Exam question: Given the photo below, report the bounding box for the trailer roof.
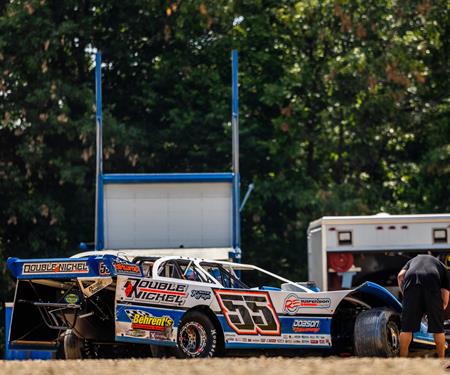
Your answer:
[308,213,450,231]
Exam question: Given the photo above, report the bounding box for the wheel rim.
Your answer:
[179,321,207,357]
[387,321,400,353]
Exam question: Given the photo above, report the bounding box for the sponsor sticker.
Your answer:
[64,293,80,304]
[127,310,173,331]
[292,319,321,333]
[190,290,211,300]
[125,310,174,340]
[113,260,141,276]
[125,329,147,338]
[23,261,89,275]
[283,294,331,314]
[123,278,188,306]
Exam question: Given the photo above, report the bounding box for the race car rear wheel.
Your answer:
[176,311,218,358]
[63,329,84,359]
[354,308,400,357]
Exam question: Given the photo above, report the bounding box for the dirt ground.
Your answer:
[0,358,449,375]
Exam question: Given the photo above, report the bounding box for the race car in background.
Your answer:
[6,252,436,358]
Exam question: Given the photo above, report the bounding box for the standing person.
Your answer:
[397,254,450,358]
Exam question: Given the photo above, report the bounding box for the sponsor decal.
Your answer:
[126,310,173,331]
[113,259,141,276]
[88,282,104,294]
[23,261,89,275]
[190,290,211,300]
[223,333,332,346]
[125,310,173,340]
[99,262,110,276]
[64,293,79,304]
[214,289,281,335]
[292,319,320,333]
[123,278,187,306]
[125,329,147,338]
[283,294,331,314]
[78,277,113,298]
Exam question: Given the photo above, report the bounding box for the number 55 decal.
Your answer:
[213,290,281,335]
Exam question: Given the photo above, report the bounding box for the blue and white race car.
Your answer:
[6,252,435,358]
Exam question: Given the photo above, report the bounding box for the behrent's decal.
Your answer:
[214,289,281,335]
[122,309,175,341]
[23,261,89,274]
[125,310,173,331]
[283,294,331,314]
[292,319,321,333]
[122,278,188,306]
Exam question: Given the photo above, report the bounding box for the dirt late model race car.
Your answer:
[7,252,436,358]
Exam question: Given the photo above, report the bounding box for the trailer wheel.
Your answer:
[63,330,84,359]
[176,311,218,358]
[354,308,400,357]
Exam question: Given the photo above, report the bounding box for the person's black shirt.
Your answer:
[402,254,450,291]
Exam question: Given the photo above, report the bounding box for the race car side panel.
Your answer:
[114,275,214,345]
[114,276,347,349]
[211,289,346,349]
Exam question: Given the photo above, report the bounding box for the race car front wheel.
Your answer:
[176,311,218,358]
[354,308,400,357]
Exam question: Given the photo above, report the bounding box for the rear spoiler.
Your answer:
[7,254,143,279]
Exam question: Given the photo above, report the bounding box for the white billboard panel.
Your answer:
[103,183,232,249]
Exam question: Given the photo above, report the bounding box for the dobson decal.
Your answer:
[292,319,321,333]
[283,294,331,314]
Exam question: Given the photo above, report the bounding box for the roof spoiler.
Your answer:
[7,254,143,279]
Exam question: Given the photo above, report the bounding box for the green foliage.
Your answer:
[0,0,448,314]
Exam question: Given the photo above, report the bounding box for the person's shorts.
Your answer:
[401,285,444,333]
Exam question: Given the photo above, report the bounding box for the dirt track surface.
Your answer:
[1,358,449,375]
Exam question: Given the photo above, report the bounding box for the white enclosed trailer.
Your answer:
[308,213,450,294]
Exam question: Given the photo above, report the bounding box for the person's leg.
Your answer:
[400,286,423,357]
[400,332,413,357]
[424,289,446,358]
[433,333,446,358]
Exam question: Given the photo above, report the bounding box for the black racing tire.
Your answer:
[176,311,218,358]
[63,329,84,359]
[354,308,400,357]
